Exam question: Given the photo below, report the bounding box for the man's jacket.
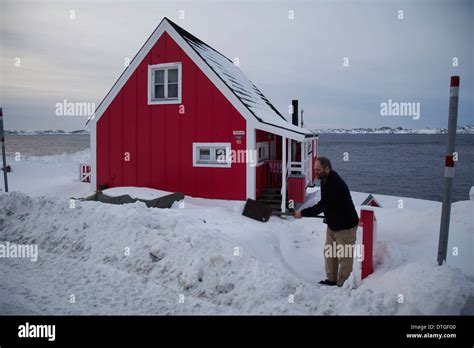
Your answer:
[301,170,359,231]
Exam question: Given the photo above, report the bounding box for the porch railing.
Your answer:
[264,160,282,188]
[288,161,303,175]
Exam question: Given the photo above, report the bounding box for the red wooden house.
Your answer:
[87,17,318,212]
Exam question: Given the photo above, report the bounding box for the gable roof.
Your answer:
[87,17,317,140]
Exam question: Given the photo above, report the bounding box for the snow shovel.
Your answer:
[242,199,324,222]
[242,199,273,222]
[273,212,325,219]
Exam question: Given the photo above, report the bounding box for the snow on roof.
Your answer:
[167,19,316,137]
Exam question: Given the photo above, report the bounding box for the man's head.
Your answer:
[314,156,332,180]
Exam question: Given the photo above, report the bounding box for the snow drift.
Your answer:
[0,150,473,315]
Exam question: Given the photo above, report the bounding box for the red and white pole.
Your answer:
[0,107,8,192]
[437,76,460,265]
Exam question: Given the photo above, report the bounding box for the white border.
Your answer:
[90,122,97,191]
[246,122,256,199]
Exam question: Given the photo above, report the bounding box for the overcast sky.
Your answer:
[1,0,473,131]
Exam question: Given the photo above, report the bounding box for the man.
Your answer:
[294,157,359,287]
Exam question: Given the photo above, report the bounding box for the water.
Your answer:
[4,134,90,157]
[317,134,474,202]
[3,134,473,202]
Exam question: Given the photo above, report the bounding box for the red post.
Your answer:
[287,175,305,203]
[359,208,375,280]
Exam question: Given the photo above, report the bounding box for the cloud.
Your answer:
[1,0,472,130]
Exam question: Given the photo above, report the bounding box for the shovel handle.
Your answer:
[277,212,325,218]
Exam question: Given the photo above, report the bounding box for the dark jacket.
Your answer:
[301,170,359,231]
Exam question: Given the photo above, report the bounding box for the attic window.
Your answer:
[148,62,182,104]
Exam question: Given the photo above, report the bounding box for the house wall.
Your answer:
[96,32,247,200]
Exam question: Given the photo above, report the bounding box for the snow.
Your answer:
[4,150,91,198]
[0,149,473,315]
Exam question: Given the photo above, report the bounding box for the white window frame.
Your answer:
[148,62,182,105]
[193,142,232,168]
[257,141,269,164]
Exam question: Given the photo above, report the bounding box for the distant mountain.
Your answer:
[5,129,90,135]
[312,126,474,135]
[4,126,474,136]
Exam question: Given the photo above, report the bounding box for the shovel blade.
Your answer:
[242,199,273,222]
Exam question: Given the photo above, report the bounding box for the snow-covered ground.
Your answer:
[0,150,472,315]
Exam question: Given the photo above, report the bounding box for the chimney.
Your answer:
[292,100,299,127]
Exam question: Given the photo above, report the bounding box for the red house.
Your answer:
[87,18,318,212]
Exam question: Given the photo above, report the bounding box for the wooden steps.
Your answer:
[257,188,283,215]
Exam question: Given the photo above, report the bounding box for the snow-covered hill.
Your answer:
[0,150,472,315]
[5,129,89,135]
[313,125,474,134]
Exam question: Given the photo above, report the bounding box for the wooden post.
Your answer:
[281,136,287,213]
[360,208,375,280]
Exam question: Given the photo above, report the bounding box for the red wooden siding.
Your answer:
[96,32,247,200]
[109,90,123,187]
[136,52,151,187]
[123,73,137,186]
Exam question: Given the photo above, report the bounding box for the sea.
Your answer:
[4,134,473,202]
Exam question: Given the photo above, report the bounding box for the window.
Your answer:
[148,62,182,104]
[199,148,211,161]
[193,143,231,167]
[257,142,269,163]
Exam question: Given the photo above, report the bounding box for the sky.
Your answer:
[1,0,473,131]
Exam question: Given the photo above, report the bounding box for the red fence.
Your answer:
[263,160,282,188]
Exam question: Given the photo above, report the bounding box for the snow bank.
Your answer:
[0,150,472,315]
[1,189,472,315]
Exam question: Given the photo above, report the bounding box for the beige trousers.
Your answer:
[324,225,358,287]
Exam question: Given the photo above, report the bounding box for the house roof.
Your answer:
[87,17,317,140]
[166,19,317,138]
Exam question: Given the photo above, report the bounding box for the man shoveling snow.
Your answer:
[294,156,359,287]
